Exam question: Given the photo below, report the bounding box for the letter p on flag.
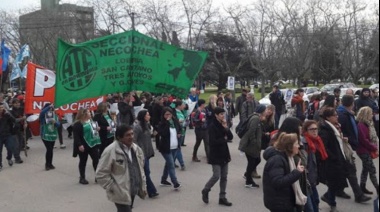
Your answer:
[34,68,55,96]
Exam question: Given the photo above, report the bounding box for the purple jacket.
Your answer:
[356,122,378,155]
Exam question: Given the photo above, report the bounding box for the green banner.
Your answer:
[55,30,208,107]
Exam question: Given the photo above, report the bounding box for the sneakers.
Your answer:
[79,178,89,185]
[180,166,186,171]
[219,198,232,206]
[355,194,371,203]
[60,144,66,149]
[173,183,181,189]
[8,159,13,166]
[160,180,172,187]
[245,183,259,188]
[202,189,209,203]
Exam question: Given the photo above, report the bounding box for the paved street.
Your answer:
[0,120,378,212]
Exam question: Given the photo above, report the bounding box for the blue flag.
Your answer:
[11,44,30,80]
[0,39,12,72]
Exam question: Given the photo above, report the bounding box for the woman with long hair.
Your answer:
[356,106,379,195]
[93,102,115,157]
[263,133,307,212]
[173,100,186,170]
[73,108,101,184]
[262,105,276,150]
[134,110,159,198]
[302,120,328,212]
[318,107,349,212]
[157,107,182,189]
[206,94,218,126]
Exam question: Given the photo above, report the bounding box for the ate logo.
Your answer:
[59,47,97,91]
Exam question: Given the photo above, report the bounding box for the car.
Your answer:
[302,87,320,102]
[259,89,295,106]
[320,83,358,95]
[370,83,379,90]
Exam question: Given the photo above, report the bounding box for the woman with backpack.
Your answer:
[238,104,267,188]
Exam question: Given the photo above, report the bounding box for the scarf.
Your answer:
[288,156,308,206]
[325,121,346,160]
[304,133,328,160]
[168,119,175,128]
[363,120,379,145]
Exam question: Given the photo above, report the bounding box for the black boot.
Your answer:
[355,194,371,203]
[201,189,209,204]
[219,198,232,206]
[361,183,373,195]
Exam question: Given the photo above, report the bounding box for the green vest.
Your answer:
[104,114,115,139]
[42,115,58,142]
[83,121,101,148]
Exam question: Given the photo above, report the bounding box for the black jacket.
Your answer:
[157,118,181,154]
[269,90,285,113]
[207,118,233,165]
[0,111,16,136]
[72,121,99,157]
[337,105,359,150]
[318,120,349,190]
[117,102,135,126]
[263,146,302,211]
[93,112,113,143]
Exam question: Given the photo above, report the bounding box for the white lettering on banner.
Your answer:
[32,100,100,112]
[33,101,52,110]
[34,68,55,97]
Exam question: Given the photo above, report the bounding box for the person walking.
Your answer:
[93,102,116,157]
[318,107,349,212]
[201,107,233,206]
[269,85,285,129]
[73,108,101,184]
[336,95,372,202]
[133,110,159,198]
[302,120,329,212]
[356,106,379,195]
[236,89,248,120]
[238,104,267,188]
[40,103,60,171]
[0,102,17,170]
[172,100,187,169]
[192,99,209,162]
[263,133,307,212]
[157,107,182,189]
[96,125,147,212]
[291,88,306,122]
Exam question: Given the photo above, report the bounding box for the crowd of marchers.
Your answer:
[0,86,379,212]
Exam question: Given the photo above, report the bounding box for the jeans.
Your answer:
[78,146,99,179]
[12,134,23,161]
[161,149,179,184]
[305,186,319,212]
[274,111,281,129]
[115,203,132,212]
[42,139,55,166]
[144,157,157,196]
[193,129,209,159]
[203,164,228,199]
[244,154,261,184]
[0,135,14,165]
[327,189,337,207]
[175,135,185,167]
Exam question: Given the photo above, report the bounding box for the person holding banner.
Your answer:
[40,103,60,171]
[94,102,116,157]
[73,108,101,185]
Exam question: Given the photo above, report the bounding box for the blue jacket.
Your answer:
[337,105,359,150]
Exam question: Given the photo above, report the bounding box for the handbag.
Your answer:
[370,151,379,159]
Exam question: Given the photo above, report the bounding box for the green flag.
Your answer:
[55,30,208,107]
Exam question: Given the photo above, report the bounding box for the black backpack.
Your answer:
[235,114,255,139]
